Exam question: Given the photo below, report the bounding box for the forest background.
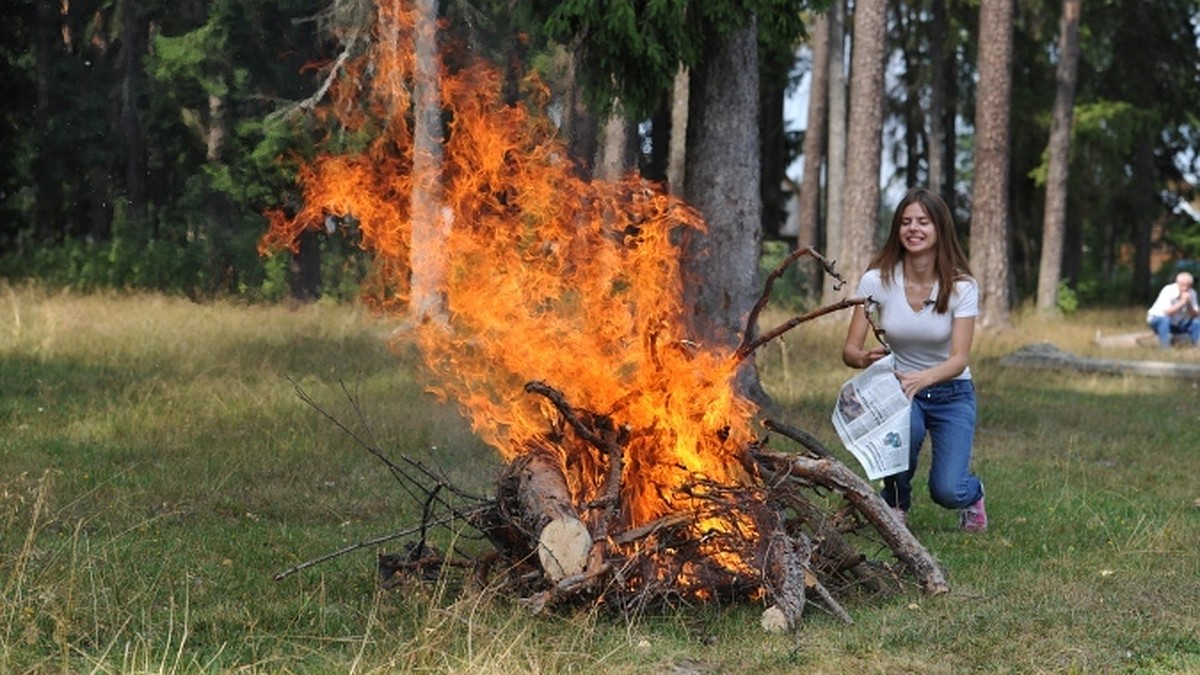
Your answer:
[4,2,1200,671]
[2,0,1199,316]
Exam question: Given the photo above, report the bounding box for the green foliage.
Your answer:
[531,0,816,118]
[1055,280,1078,314]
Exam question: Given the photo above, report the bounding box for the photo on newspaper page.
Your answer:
[830,355,910,480]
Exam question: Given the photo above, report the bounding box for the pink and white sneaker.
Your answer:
[959,495,988,532]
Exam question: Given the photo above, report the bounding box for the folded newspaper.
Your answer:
[831,355,910,480]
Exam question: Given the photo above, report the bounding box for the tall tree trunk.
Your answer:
[969,0,1015,328]
[683,18,764,400]
[840,0,888,289]
[797,13,830,300]
[761,77,788,241]
[927,0,955,206]
[595,107,636,181]
[667,67,689,196]
[410,0,447,322]
[559,44,598,179]
[822,0,849,302]
[1035,0,1081,314]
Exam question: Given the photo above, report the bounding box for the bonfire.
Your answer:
[262,0,946,630]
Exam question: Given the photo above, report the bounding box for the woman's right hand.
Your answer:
[859,347,890,368]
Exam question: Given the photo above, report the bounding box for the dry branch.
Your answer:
[752,448,949,595]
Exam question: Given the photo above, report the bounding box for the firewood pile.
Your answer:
[274,249,950,630]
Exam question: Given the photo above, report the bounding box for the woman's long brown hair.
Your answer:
[867,187,973,313]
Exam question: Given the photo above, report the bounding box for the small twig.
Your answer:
[610,511,697,545]
[267,30,363,122]
[273,512,481,581]
[290,378,487,507]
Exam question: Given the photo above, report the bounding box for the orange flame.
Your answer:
[261,1,759,532]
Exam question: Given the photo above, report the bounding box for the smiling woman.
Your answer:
[840,187,986,531]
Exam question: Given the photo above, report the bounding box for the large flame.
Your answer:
[262,1,759,532]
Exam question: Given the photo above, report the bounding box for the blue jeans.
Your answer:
[882,379,983,511]
[1148,316,1200,347]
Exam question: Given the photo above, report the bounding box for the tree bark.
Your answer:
[411,0,448,323]
[822,0,849,304]
[559,44,599,179]
[667,67,689,197]
[969,0,1015,329]
[1035,0,1081,314]
[797,13,830,300]
[595,106,636,181]
[840,0,888,290]
[682,18,764,398]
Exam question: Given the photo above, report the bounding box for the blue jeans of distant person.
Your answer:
[882,378,983,512]
[1148,315,1200,347]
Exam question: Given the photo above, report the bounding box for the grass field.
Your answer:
[2,283,1198,673]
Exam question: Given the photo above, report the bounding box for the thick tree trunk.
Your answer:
[969,0,1015,328]
[682,19,764,398]
[840,0,888,289]
[559,45,598,179]
[1035,0,1081,314]
[204,90,239,293]
[797,14,830,300]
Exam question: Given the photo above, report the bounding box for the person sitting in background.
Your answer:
[1146,271,1200,348]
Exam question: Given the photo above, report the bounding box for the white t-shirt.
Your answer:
[1146,283,1199,323]
[855,265,979,380]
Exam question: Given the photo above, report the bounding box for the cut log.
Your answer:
[499,443,593,581]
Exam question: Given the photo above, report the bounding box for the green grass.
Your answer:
[2,283,1198,673]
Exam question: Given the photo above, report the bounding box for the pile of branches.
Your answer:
[274,249,949,630]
